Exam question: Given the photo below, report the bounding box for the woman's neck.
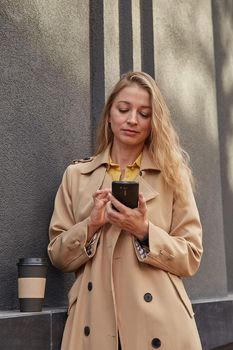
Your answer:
[110,143,144,169]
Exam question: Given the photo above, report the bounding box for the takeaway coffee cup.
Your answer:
[17,257,48,312]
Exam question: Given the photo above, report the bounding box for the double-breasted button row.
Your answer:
[84,282,92,337]
[144,292,160,347]
[144,292,153,302]
[84,327,160,347]
[151,338,161,348]
[84,285,158,346]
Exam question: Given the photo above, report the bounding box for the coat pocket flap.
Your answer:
[168,273,194,318]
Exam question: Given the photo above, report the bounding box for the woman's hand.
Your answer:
[87,189,111,240]
[106,192,149,241]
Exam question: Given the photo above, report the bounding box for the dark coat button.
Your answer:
[84,326,90,336]
[88,281,93,291]
[151,338,161,348]
[144,293,153,302]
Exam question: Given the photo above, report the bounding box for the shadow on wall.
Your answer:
[154,0,228,299]
[212,0,233,293]
[0,3,90,309]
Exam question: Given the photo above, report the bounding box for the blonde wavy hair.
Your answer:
[95,71,194,202]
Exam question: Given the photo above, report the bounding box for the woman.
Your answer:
[48,72,203,350]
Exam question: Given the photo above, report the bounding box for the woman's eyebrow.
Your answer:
[117,100,130,104]
[117,100,151,109]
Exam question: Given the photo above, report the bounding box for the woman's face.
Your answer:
[109,84,152,149]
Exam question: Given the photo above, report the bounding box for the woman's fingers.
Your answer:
[138,192,147,213]
[92,189,111,207]
[105,202,124,225]
[105,192,148,238]
[108,193,127,213]
[89,191,111,227]
[93,188,110,199]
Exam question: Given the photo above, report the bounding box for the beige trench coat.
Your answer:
[48,146,203,350]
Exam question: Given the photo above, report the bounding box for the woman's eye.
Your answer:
[140,112,150,118]
[119,109,129,113]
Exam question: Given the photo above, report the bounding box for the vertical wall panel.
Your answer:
[103,0,120,98]
[90,0,105,146]
[132,0,142,72]
[152,0,157,77]
[119,0,133,75]
[212,0,233,293]
[140,0,155,77]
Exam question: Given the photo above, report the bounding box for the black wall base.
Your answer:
[0,308,66,350]
[0,299,233,350]
[193,299,233,350]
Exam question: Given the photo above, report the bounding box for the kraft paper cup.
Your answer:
[17,258,48,312]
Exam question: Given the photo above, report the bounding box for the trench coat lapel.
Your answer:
[137,175,159,202]
[137,146,160,202]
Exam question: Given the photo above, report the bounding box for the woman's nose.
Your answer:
[127,110,138,124]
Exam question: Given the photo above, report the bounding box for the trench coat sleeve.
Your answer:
[48,166,100,272]
[134,180,203,277]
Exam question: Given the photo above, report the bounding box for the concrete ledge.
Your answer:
[0,308,67,350]
[0,307,67,318]
[1,299,233,350]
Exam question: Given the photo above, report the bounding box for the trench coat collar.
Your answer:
[80,146,111,174]
[80,145,161,175]
[80,145,160,202]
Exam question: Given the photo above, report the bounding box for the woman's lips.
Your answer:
[121,129,139,135]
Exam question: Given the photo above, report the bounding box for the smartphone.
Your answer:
[112,181,139,209]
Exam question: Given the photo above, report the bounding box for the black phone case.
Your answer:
[112,181,139,209]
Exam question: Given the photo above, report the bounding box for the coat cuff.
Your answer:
[48,218,101,271]
[85,232,100,257]
[133,221,174,265]
[133,238,149,261]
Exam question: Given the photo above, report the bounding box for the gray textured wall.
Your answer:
[0,1,91,309]
[0,0,232,311]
